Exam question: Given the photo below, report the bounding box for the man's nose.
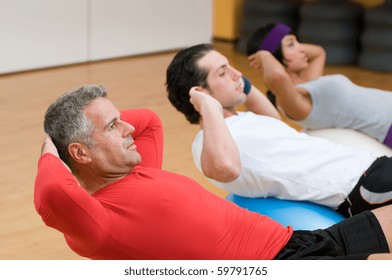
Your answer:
[230,67,242,80]
[121,121,135,136]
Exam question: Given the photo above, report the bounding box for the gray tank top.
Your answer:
[293,74,392,142]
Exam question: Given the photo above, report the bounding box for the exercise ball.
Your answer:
[305,128,392,157]
[226,194,344,230]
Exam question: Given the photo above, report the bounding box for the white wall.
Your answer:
[0,0,88,74]
[89,0,213,60]
[0,0,212,74]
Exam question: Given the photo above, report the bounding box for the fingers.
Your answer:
[189,87,205,112]
[248,54,260,69]
[41,133,60,157]
[192,86,203,92]
[44,133,52,141]
[189,86,207,101]
[189,86,222,114]
[189,86,204,96]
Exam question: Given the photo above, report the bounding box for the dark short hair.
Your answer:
[165,44,215,124]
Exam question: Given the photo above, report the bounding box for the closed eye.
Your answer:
[219,71,226,77]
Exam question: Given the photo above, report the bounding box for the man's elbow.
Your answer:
[203,161,241,183]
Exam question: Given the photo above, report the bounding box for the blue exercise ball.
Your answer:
[226,194,345,230]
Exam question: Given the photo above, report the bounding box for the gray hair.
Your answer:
[44,85,107,168]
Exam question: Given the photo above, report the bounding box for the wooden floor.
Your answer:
[1,40,391,260]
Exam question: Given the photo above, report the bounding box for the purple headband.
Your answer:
[258,23,292,53]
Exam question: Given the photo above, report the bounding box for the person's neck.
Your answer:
[287,71,307,85]
[223,107,238,118]
[199,107,238,129]
[74,171,128,195]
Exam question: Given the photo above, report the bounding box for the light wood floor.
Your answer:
[1,41,391,260]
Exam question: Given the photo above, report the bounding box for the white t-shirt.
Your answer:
[192,112,377,208]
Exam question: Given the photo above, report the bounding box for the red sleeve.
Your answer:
[121,108,164,169]
[34,153,110,255]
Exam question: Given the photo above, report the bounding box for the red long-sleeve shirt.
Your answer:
[34,108,292,259]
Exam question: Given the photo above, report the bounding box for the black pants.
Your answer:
[275,211,389,260]
[337,156,392,218]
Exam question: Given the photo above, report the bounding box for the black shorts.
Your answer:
[337,156,392,217]
[274,211,389,260]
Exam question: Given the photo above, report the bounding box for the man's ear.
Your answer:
[68,143,91,164]
[195,86,211,95]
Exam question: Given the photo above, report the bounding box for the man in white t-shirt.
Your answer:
[165,43,392,217]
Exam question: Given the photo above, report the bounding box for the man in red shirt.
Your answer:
[34,85,392,259]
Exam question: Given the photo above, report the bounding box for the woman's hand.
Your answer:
[248,50,271,70]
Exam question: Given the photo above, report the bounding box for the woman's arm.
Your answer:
[190,87,241,182]
[249,50,312,120]
[298,43,326,82]
[242,80,281,119]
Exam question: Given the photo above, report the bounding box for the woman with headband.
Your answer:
[246,22,392,148]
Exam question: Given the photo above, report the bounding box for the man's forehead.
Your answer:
[198,50,228,74]
[85,98,118,121]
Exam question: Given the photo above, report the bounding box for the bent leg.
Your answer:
[339,156,392,216]
[371,204,392,252]
[275,211,389,259]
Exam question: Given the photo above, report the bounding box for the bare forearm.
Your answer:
[302,43,325,60]
[199,103,241,182]
[243,86,281,119]
[301,43,326,80]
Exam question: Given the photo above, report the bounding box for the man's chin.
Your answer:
[131,155,142,165]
